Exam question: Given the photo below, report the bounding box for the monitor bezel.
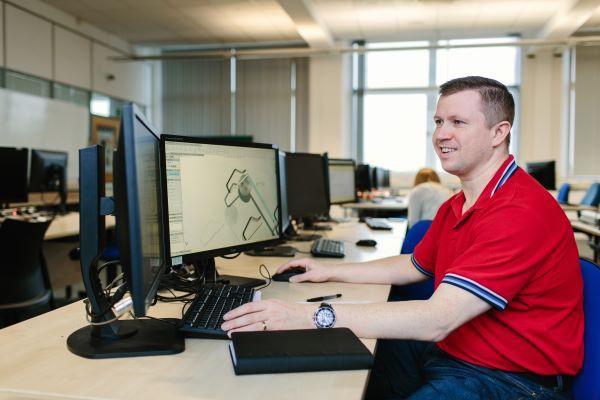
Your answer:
[115,104,167,316]
[159,134,283,267]
[0,146,29,204]
[327,158,358,205]
[285,151,331,219]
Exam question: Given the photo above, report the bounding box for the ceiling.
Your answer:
[39,0,600,49]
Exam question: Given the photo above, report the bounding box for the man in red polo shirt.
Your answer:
[222,76,583,399]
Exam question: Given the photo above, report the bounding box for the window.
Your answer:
[5,70,51,98]
[53,83,90,107]
[357,38,520,173]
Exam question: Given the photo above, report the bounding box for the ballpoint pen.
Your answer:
[306,294,342,302]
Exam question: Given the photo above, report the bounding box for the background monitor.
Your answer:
[68,103,183,358]
[525,160,556,190]
[383,169,390,188]
[371,167,386,190]
[355,164,372,192]
[285,152,330,221]
[328,158,357,204]
[160,135,281,287]
[0,146,29,206]
[29,149,68,209]
[278,150,291,232]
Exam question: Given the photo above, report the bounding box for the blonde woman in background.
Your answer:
[407,168,453,227]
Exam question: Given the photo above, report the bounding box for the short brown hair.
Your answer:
[414,168,441,186]
[439,76,514,138]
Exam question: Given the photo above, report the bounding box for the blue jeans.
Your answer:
[365,340,572,400]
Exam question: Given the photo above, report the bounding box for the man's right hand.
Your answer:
[275,258,331,283]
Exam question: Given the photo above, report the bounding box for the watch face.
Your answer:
[314,305,335,328]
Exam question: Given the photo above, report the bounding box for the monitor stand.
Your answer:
[197,257,266,288]
[245,245,298,257]
[301,217,332,231]
[284,224,321,242]
[67,145,185,359]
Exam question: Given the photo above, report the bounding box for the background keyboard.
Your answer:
[365,218,393,230]
[311,238,345,258]
[180,284,255,339]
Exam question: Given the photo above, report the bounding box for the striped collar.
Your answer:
[451,155,519,219]
[490,156,518,197]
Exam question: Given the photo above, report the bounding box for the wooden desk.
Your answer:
[45,212,116,240]
[0,220,406,400]
[571,220,600,263]
[342,198,408,211]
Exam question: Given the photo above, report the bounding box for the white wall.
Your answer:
[519,49,565,178]
[307,54,353,158]
[0,88,89,188]
[54,26,91,89]
[5,5,52,80]
[0,0,150,106]
[92,43,150,105]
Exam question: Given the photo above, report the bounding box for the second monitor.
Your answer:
[160,135,282,287]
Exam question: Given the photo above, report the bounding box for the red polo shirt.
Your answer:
[413,155,584,375]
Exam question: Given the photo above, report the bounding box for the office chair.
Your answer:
[580,183,600,208]
[573,258,600,399]
[556,183,571,205]
[390,220,434,301]
[0,218,54,328]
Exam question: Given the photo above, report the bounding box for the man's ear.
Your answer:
[491,121,511,148]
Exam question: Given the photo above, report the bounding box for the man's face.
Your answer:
[432,90,496,180]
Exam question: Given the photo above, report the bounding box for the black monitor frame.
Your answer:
[327,158,358,205]
[285,152,331,229]
[525,160,556,191]
[159,134,283,287]
[356,164,372,192]
[0,146,29,207]
[29,149,68,211]
[67,104,184,359]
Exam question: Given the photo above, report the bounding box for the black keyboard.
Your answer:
[365,218,393,230]
[180,284,255,339]
[311,238,345,258]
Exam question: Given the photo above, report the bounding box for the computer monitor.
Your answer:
[285,152,330,228]
[356,164,372,192]
[160,134,281,287]
[0,146,29,207]
[525,160,556,190]
[278,150,291,233]
[372,167,386,191]
[328,158,357,204]
[29,149,68,211]
[67,104,184,359]
[383,169,391,188]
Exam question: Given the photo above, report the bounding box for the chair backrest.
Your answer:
[580,183,600,208]
[392,220,434,301]
[556,183,571,204]
[0,218,52,305]
[573,258,600,399]
[401,219,433,254]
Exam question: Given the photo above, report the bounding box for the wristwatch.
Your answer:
[313,303,336,329]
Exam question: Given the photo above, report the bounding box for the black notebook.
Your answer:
[228,328,373,375]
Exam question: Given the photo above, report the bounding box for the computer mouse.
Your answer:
[356,239,377,247]
[272,267,306,282]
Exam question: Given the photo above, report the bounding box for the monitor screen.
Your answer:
[29,149,68,193]
[0,146,28,204]
[328,158,356,204]
[525,160,556,190]
[355,164,372,192]
[161,135,281,266]
[278,150,291,232]
[285,152,330,219]
[114,104,166,316]
[383,169,390,187]
[372,167,386,190]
